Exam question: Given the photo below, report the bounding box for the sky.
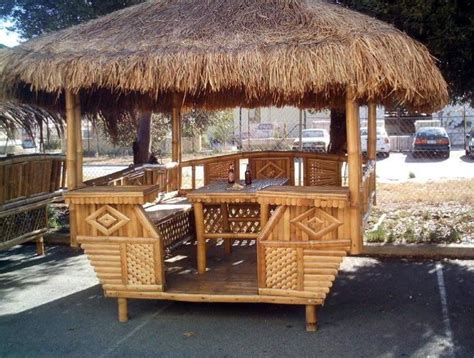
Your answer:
[0,21,21,47]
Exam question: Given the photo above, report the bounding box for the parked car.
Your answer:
[412,127,450,158]
[360,127,391,158]
[292,128,329,152]
[465,128,474,158]
[255,122,281,138]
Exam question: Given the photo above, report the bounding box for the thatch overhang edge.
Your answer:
[0,0,449,113]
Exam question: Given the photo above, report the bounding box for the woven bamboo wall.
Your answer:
[0,154,65,206]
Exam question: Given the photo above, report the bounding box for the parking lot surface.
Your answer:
[1,245,473,358]
[376,149,473,182]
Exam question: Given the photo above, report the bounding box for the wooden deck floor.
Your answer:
[165,240,258,295]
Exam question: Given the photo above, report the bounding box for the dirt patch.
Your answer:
[366,180,474,245]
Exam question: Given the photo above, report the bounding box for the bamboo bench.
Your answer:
[143,197,194,252]
[0,154,66,254]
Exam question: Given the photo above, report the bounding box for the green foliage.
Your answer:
[209,111,235,145]
[339,0,474,104]
[404,226,417,243]
[44,139,61,150]
[366,225,386,243]
[0,1,144,40]
[94,110,234,156]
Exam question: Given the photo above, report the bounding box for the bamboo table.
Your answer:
[187,178,288,273]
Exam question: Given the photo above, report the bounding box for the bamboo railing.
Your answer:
[180,151,347,190]
[0,154,66,208]
[84,162,179,192]
[0,154,66,254]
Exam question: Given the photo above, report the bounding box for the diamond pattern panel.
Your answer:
[290,207,342,240]
[257,162,285,179]
[86,205,130,236]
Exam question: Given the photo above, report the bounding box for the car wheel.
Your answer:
[466,150,470,156]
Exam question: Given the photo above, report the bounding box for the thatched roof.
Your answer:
[0,102,64,139]
[0,0,448,113]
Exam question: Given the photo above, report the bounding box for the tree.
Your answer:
[0,0,153,163]
[338,0,474,105]
[0,1,144,40]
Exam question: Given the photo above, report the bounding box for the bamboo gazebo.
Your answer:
[0,0,447,331]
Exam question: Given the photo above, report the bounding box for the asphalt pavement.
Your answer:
[1,244,473,358]
[376,149,473,182]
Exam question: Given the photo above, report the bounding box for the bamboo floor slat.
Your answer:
[165,240,258,295]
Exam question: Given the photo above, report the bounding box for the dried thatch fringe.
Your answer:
[0,102,64,140]
[0,0,448,113]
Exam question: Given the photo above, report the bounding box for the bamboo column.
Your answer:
[74,94,83,185]
[65,90,77,190]
[171,94,182,189]
[345,86,362,254]
[367,102,377,204]
[65,90,80,247]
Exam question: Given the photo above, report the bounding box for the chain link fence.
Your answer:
[80,107,473,248]
[4,105,470,246]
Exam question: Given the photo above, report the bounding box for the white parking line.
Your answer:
[100,302,173,358]
[435,262,455,356]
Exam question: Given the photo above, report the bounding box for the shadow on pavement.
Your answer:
[404,152,448,163]
[2,245,473,357]
[459,154,474,163]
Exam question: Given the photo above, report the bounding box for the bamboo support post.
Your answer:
[221,204,232,254]
[194,202,206,274]
[172,94,182,188]
[346,86,362,254]
[305,305,317,332]
[118,298,128,322]
[367,102,377,205]
[74,94,83,185]
[65,90,77,190]
[35,237,45,256]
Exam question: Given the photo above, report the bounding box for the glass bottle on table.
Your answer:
[245,164,252,185]
[228,163,235,184]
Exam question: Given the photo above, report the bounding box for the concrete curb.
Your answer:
[44,231,474,259]
[362,243,474,259]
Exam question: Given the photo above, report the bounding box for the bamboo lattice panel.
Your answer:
[126,244,156,285]
[228,203,261,233]
[0,205,47,243]
[156,210,194,249]
[265,247,298,290]
[203,205,225,233]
